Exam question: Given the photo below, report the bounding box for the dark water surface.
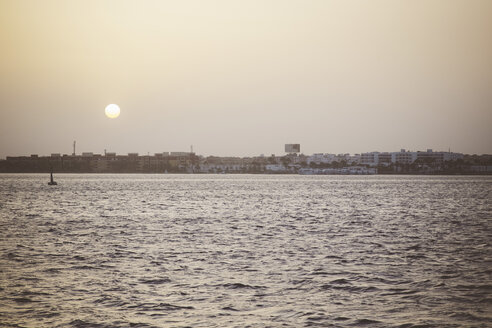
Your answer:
[0,174,491,327]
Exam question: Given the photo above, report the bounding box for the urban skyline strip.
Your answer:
[1,146,491,175]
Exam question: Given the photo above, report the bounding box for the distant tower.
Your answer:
[190,145,193,154]
[285,144,300,154]
[73,141,76,156]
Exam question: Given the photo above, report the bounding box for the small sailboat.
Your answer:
[48,172,57,185]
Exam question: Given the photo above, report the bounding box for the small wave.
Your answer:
[440,274,458,280]
[43,267,62,273]
[291,278,311,285]
[19,290,50,297]
[406,244,421,251]
[353,318,381,325]
[306,315,328,322]
[5,252,23,262]
[139,277,171,284]
[320,283,379,293]
[311,271,330,276]
[16,276,40,282]
[222,306,239,311]
[68,319,106,328]
[455,284,492,291]
[35,311,60,319]
[128,302,194,311]
[222,282,265,289]
[70,265,101,270]
[12,297,36,303]
[381,289,419,296]
[15,244,29,249]
[94,297,129,308]
[39,220,56,226]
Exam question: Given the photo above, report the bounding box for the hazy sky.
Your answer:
[1,0,491,158]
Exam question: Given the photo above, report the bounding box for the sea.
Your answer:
[0,174,490,328]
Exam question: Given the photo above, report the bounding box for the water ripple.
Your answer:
[0,174,491,327]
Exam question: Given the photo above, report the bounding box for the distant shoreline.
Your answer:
[1,151,490,175]
[0,172,490,176]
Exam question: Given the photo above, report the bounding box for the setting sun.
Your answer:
[105,104,120,119]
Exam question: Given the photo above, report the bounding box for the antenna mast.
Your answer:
[73,141,76,156]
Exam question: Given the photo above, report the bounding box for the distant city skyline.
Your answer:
[2,144,488,159]
[1,1,491,159]
[4,146,490,175]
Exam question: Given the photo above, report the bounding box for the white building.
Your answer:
[416,149,464,163]
[392,149,417,164]
[360,152,379,166]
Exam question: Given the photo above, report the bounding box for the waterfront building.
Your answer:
[378,152,393,166]
[393,149,417,164]
[360,152,379,166]
[348,154,361,165]
[307,153,336,165]
[199,156,247,173]
[443,152,464,161]
[416,149,463,164]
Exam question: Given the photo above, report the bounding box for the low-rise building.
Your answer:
[393,149,417,164]
[378,152,392,166]
[360,152,379,166]
[416,149,463,164]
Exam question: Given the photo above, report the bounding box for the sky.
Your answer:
[1,0,491,158]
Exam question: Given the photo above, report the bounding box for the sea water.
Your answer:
[0,174,490,327]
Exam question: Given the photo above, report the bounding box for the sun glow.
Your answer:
[105,104,120,118]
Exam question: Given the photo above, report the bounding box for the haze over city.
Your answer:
[1,0,491,159]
